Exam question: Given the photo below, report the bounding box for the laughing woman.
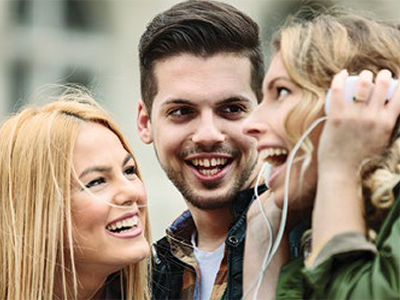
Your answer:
[243,12,400,300]
[0,88,150,300]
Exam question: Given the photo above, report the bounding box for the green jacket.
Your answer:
[276,184,400,300]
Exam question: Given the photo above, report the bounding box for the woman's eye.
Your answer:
[85,177,106,189]
[124,166,137,179]
[277,87,290,100]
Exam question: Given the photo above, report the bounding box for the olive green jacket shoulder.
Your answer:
[276,184,400,300]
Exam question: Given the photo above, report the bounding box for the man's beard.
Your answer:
[162,160,256,210]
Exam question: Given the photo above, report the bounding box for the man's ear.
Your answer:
[137,99,153,144]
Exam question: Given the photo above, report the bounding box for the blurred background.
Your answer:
[0,0,398,241]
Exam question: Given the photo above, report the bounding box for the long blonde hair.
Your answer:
[272,12,400,227]
[0,87,150,300]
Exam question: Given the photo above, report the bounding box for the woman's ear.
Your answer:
[137,99,153,144]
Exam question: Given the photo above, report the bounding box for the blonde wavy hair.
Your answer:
[0,87,150,300]
[272,12,400,229]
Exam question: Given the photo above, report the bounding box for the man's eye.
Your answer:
[124,166,137,179]
[168,107,194,117]
[221,105,245,114]
[218,104,248,120]
[85,177,106,189]
[277,87,290,100]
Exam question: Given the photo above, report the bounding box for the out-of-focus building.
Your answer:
[0,0,193,241]
[0,0,398,240]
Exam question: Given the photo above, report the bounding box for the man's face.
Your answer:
[138,53,259,210]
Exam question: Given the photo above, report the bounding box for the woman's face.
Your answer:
[70,122,149,276]
[243,53,321,213]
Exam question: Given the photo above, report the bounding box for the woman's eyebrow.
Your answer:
[266,76,291,90]
[122,153,133,167]
[79,153,133,179]
[79,166,111,179]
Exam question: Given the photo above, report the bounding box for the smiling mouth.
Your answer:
[106,215,139,233]
[187,157,232,176]
[260,148,288,168]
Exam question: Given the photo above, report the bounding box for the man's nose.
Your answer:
[191,112,225,146]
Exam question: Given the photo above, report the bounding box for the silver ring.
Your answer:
[352,96,367,103]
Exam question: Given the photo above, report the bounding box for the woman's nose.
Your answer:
[112,178,146,208]
[242,106,269,139]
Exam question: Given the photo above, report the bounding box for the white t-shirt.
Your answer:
[192,234,225,300]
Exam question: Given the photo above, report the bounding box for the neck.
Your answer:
[54,265,109,300]
[188,204,233,251]
[76,269,108,300]
[286,206,313,231]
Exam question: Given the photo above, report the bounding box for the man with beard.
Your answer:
[137,1,266,299]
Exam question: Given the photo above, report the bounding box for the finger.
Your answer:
[353,70,373,104]
[329,69,348,115]
[370,69,392,110]
[386,75,400,117]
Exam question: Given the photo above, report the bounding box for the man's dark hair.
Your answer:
[139,0,264,115]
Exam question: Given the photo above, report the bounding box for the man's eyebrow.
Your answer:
[161,99,193,106]
[162,97,253,106]
[217,97,254,105]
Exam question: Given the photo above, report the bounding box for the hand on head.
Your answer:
[318,69,400,174]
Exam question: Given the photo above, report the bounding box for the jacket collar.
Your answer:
[166,184,268,242]
[231,184,267,219]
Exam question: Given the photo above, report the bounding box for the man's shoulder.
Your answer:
[151,237,170,281]
[231,184,268,218]
[153,235,170,252]
[151,210,193,263]
[151,234,185,300]
[152,234,174,264]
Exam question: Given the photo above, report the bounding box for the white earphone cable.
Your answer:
[244,116,327,300]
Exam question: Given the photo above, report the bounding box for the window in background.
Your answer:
[8,60,31,113]
[260,0,334,62]
[63,66,95,90]
[64,0,109,32]
[13,0,31,25]
[2,0,114,119]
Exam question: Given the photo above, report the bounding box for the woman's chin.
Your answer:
[271,188,313,216]
[125,241,150,265]
[269,188,285,210]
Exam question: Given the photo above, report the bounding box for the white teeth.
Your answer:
[260,148,288,166]
[106,215,138,232]
[191,157,228,167]
[261,148,288,159]
[189,157,229,176]
[199,168,220,175]
[211,158,217,167]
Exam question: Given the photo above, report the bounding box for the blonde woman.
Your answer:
[0,88,151,300]
[243,12,400,299]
